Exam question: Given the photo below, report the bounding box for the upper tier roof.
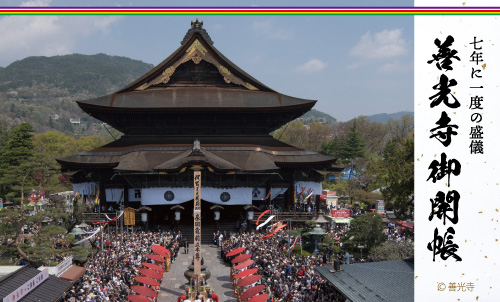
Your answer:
[77,20,316,135]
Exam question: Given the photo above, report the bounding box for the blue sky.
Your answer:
[0,0,414,121]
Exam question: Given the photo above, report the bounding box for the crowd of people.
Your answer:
[220,231,347,302]
[387,224,412,242]
[53,203,412,302]
[60,227,181,302]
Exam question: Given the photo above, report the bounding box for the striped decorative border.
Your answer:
[1,7,500,15]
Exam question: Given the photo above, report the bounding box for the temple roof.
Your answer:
[153,149,241,173]
[77,20,316,135]
[58,21,340,175]
[56,135,340,173]
[117,19,274,93]
[79,87,314,110]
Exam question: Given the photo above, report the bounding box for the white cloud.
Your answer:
[252,20,293,40]
[0,0,122,66]
[350,29,408,59]
[20,0,50,6]
[295,59,327,74]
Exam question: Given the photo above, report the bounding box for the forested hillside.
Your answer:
[0,54,153,135]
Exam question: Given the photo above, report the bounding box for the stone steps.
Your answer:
[178,222,237,244]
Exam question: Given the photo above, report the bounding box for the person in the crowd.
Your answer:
[210,290,219,302]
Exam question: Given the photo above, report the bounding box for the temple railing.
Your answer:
[81,212,141,224]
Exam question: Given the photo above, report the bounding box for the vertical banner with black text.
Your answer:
[193,170,202,277]
[415,1,500,301]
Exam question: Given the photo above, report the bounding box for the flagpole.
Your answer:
[288,218,291,259]
[269,188,272,214]
[99,198,103,251]
[300,232,302,256]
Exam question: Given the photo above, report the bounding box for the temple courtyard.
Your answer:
[158,244,236,302]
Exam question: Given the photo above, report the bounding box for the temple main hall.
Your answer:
[57,20,341,228]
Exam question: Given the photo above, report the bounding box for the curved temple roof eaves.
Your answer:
[78,135,309,153]
[57,148,337,173]
[76,88,316,111]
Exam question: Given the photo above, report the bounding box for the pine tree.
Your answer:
[0,123,35,203]
[344,120,365,161]
[369,137,414,219]
[0,123,34,167]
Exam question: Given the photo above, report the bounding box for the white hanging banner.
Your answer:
[128,188,141,202]
[140,187,253,205]
[294,181,322,195]
[74,225,105,245]
[73,182,98,196]
[141,187,193,205]
[251,188,266,200]
[203,187,252,205]
[105,188,124,203]
[271,188,288,200]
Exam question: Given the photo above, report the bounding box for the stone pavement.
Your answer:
[158,244,237,302]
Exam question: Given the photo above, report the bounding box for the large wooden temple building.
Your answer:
[57,20,341,225]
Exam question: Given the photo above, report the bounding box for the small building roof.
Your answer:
[58,265,86,282]
[315,260,414,302]
[0,266,21,279]
[313,214,329,224]
[0,265,72,302]
[386,211,397,219]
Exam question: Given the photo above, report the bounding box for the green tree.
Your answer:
[0,123,34,167]
[319,121,365,165]
[0,121,10,149]
[351,116,388,157]
[369,138,414,219]
[342,213,386,251]
[31,131,108,193]
[0,123,35,203]
[273,121,308,149]
[370,240,414,261]
[318,136,346,161]
[28,225,75,265]
[0,206,83,265]
[76,135,109,152]
[304,122,331,151]
[386,114,414,141]
[344,121,365,163]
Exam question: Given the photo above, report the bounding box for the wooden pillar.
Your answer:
[124,185,129,209]
[288,176,295,212]
[314,195,318,214]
